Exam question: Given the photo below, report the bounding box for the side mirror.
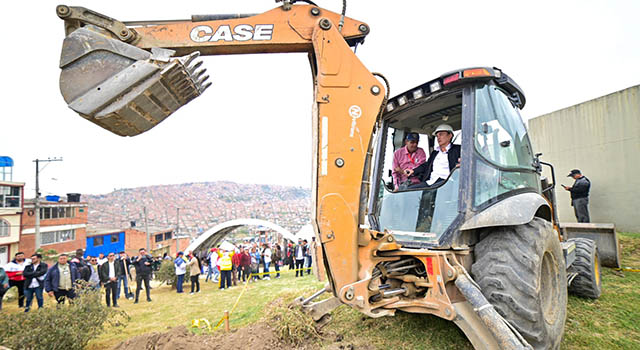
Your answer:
[533,153,543,174]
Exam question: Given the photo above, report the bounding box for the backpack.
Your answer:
[73,260,91,282]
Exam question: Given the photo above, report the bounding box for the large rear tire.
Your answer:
[567,238,602,299]
[471,217,567,350]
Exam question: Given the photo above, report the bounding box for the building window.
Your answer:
[0,185,21,208]
[111,234,119,243]
[40,206,76,219]
[0,220,9,237]
[42,229,76,245]
[93,236,104,246]
[164,232,172,240]
[155,233,164,242]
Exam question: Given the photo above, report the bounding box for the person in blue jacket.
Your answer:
[44,253,79,304]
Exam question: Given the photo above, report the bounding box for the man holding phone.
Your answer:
[562,169,591,223]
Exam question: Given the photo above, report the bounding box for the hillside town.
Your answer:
[0,165,311,266]
[86,182,311,235]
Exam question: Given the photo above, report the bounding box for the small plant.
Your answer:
[155,259,190,289]
[0,287,129,350]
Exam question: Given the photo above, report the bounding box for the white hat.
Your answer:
[432,124,454,136]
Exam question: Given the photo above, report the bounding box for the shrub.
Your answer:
[0,287,129,350]
[154,260,190,289]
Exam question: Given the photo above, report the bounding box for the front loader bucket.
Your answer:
[559,222,620,268]
[59,27,211,136]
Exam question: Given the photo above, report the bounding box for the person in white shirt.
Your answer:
[174,252,187,293]
[99,253,123,307]
[406,124,461,188]
[96,253,107,266]
[294,239,307,277]
[208,248,220,283]
[262,243,272,280]
[23,253,48,312]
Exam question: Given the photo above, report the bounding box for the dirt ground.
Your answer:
[114,323,281,350]
[113,322,371,350]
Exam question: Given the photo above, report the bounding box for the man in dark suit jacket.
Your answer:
[406,124,460,188]
[23,253,48,312]
[294,239,307,277]
[99,252,123,307]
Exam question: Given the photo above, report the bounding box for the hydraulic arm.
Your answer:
[56,2,386,300]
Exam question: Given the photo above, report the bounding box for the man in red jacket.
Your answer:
[239,247,251,282]
[231,249,242,286]
[5,252,29,308]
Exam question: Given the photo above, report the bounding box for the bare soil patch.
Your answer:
[112,317,370,350]
[114,322,283,350]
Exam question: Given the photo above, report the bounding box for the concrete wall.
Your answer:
[528,85,640,232]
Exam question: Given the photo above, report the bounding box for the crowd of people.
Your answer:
[0,247,160,310]
[172,237,316,294]
[0,237,317,311]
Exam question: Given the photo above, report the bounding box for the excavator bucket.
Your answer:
[559,222,621,268]
[59,27,211,136]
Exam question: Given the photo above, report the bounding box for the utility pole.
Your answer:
[175,207,180,253]
[33,157,63,251]
[144,206,150,252]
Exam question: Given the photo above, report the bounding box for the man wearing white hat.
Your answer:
[406,124,460,188]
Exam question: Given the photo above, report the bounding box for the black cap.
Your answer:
[406,133,420,142]
[567,169,581,177]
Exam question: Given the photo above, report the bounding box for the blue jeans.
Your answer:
[117,275,132,299]
[176,274,185,293]
[264,261,270,278]
[205,265,213,281]
[275,262,281,278]
[306,255,313,274]
[24,286,44,311]
[212,265,220,281]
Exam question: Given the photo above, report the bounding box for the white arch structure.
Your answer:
[185,218,296,253]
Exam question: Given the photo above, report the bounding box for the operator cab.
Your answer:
[369,67,538,249]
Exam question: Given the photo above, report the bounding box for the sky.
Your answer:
[1,0,639,196]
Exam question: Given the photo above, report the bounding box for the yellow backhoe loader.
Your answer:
[55,2,613,349]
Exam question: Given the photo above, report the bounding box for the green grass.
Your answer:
[88,273,325,349]
[562,233,640,350]
[3,233,639,349]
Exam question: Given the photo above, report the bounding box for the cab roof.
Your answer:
[382,67,526,124]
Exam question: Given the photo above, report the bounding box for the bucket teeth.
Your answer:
[188,61,203,75]
[62,44,211,136]
[200,82,212,93]
[198,75,210,86]
[181,51,200,66]
[195,68,207,79]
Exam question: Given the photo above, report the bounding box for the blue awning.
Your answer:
[0,156,13,167]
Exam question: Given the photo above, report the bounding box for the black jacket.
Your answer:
[131,254,154,276]
[412,144,461,183]
[294,244,307,260]
[71,258,91,282]
[115,257,131,277]
[570,176,590,200]
[98,261,124,283]
[23,262,48,289]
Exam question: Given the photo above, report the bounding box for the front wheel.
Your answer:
[472,218,567,350]
[567,238,602,299]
